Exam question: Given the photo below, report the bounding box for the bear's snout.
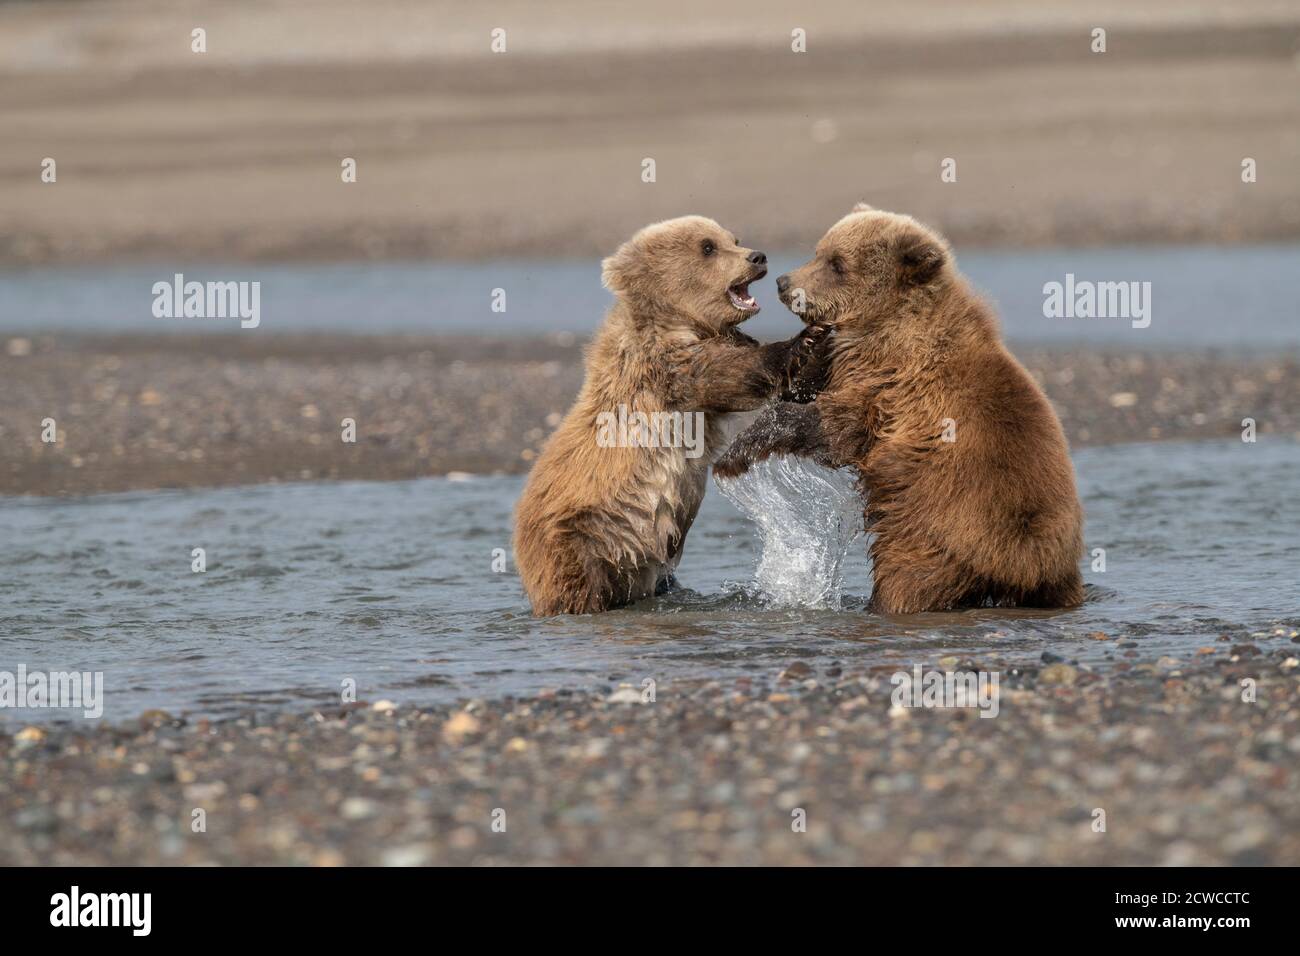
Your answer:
[746,250,767,265]
[775,273,791,293]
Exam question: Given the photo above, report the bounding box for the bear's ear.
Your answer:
[851,201,875,214]
[600,242,637,294]
[894,232,946,286]
[599,254,624,293]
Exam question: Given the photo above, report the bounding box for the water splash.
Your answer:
[715,456,864,609]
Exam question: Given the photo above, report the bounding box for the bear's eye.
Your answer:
[830,256,846,276]
[701,239,716,257]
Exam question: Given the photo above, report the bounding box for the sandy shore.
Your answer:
[3,643,1298,866]
[1,333,1296,497]
[2,0,1298,265]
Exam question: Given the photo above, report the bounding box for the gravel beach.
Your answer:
[3,333,1297,497]
[3,642,1298,866]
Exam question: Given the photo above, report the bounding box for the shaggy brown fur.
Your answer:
[514,216,819,616]
[716,205,1084,614]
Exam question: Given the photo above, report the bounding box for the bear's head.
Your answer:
[601,215,769,333]
[775,203,952,331]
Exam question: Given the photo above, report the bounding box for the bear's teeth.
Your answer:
[729,286,757,310]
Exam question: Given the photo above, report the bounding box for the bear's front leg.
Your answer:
[780,323,834,403]
[670,327,818,413]
[713,402,837,479]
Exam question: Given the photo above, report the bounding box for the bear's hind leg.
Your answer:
[1017,571,1085,610]
[529,538,625,616]
[867,553,978,615]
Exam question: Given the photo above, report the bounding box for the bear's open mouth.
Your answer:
[727,281,759,313]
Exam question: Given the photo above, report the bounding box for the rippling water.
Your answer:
[1,438,1296,723]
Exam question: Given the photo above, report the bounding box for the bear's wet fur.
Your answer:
[514,215,819,615]
[716,205,1084,614]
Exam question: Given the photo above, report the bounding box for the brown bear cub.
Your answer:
[514,216,822,616]
[716,204,1084,614]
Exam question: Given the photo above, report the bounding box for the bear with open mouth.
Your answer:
[715,204,1085,614]
[513,215,824,616]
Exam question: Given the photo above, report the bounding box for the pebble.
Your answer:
[381,844,433,867]
[138,709,173,728]
[340,797,378,820]
[16,806,58,832]
[1039,663,1078,686]
[441,711,481,742]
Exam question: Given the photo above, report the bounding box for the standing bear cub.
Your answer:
[716,204,1084,614]
[514,216,821,616]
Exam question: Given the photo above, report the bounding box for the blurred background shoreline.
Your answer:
[2,0,1299,498]
[2,0,1299,266]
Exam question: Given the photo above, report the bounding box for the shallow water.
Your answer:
[1,438,1296,724]
[3,245,1298,349]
